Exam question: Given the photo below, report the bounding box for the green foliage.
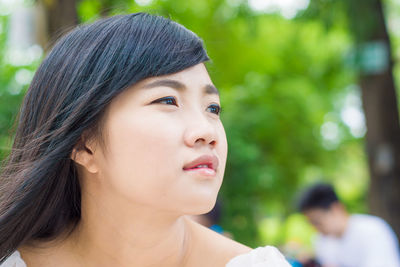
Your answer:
[385,0,400,108]
[213,16,362,246]
[0,12,42,160]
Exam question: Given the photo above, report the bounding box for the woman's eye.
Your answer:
[151,96,178,106]
[207,104,221,115]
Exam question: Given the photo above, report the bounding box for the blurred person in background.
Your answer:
[283,240,321,267]
[298,183,400,267]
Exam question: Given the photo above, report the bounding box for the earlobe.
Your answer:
[70,145,99,174]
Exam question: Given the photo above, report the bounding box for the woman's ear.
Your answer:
[70,140,99,174]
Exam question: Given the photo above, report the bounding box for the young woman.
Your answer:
[0,13,290,267]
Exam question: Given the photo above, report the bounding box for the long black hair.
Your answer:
[0,12,209,261]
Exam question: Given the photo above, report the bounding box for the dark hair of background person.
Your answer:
[0,12,209,262]
[297,183,339,212]
[205,199,222,225]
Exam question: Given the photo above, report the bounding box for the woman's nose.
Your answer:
[183,114,218,148]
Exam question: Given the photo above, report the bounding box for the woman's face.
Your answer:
[93,63,227,215]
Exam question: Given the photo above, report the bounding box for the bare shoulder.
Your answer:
[185,217,251,266]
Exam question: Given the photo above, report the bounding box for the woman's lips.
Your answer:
[183,155,219,177]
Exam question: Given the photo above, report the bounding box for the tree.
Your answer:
[36,0,79,49]
[305,0,400,239]
[348,0,400,238]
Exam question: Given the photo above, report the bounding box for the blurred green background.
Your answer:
[1,0,399,256]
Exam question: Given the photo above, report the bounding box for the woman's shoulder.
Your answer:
[226,246,292,267]
[186,218,250,264]
[186,218,290,266]
[1,251,27,267]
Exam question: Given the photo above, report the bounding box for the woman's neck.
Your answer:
[20,196,194,267]
[68,193,193,267]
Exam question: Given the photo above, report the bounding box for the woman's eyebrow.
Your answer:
[142,79,185,90]
[204,84,219,96]
[142,79,219,95]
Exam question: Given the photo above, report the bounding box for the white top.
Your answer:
[2,246,290,267]
[315,214,400,267]
[226,246,291,267]
[1,251,26,267]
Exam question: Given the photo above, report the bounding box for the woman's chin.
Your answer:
[182,197,218,216]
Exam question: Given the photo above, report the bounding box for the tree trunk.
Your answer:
[35,0,79,50]
[350,0,400,238]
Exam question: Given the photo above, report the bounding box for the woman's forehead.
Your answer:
[125,64,218,97]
